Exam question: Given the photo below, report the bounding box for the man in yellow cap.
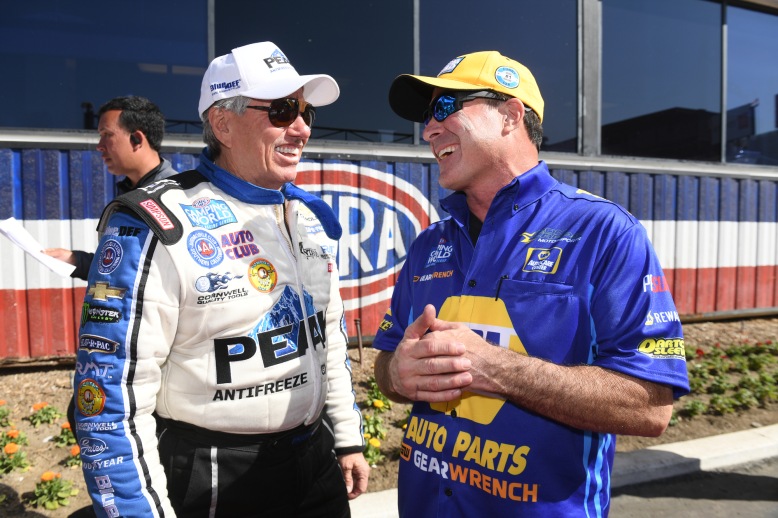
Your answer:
[372,50,689,516]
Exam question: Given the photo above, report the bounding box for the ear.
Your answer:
[209,107,233,147]
[501,98,526,133]
[130,132,142,146]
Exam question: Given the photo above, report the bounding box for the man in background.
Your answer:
[44,95,178,279]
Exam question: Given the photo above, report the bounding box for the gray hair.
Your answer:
[200,96,252,160]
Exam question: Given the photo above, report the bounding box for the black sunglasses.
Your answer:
[423,90,511,125]
[245,98,316,128]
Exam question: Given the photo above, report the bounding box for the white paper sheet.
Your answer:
[0,217,77,277]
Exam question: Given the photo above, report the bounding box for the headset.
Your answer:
[130,133,141,145]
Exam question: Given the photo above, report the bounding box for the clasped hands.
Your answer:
[387,304,498,403]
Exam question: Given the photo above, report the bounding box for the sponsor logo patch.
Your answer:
[139,199,174,230]
[495,66,519,89]
[79,334,118,354]
[81,303,121,326]
[195,272,243,293]
[522,247,562,274]
[414,269,455,283]
[86,282,127,302]
[642,274,671,293]
[97,239,123,275]
[425,238,453,268]
[638,337,685,359]
[79,437,108,458]
[221,230,260,260]
[520,228,582,244]
[77,379,106,417]
[180,198,237,230]
[187,230,224,268]
[248,258,277,293]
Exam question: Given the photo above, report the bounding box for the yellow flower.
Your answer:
[70,445,81,457]
[363,432,371,439]
[41,471,56,482]
[4,443,19,455]
[373,400,385,409]
[368,438,381,448]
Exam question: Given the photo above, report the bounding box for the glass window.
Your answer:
[215,0,415,143]
[420,0,578,152]
[602,0,722,161]
[0,2,207,133]
[726,5,778,165]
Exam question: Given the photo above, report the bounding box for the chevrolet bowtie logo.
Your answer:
[87,282,127,301]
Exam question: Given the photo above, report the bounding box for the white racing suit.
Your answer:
[74,151,364,517]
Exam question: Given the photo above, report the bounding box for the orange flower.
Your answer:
[61,422,71,430]
[0,400,6,406]
[41,471,56,482]
[7,430,19,439]
[4,443,19,455]
[32,402,49,411]
[70,445,81,457]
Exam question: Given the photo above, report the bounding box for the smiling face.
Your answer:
[422,89,509,194]
[212,89,311,190]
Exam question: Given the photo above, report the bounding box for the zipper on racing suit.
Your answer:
[274,202,322,426]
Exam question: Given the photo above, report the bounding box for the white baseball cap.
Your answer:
[198,41,340,116]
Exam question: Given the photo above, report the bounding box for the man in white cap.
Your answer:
[73,41,369,517]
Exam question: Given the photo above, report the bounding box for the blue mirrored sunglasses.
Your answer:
[422,90,511,125]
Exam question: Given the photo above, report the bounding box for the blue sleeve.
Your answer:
[590,223,690,398]
[74,210,174,517]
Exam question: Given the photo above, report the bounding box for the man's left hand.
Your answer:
[338,452,370,499]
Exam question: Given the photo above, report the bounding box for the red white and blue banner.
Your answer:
[1,148,777,361]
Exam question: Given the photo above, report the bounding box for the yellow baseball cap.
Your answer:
[388,50,544,123]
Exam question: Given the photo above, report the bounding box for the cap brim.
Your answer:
[243,74,340,107]
[388,74,500,122]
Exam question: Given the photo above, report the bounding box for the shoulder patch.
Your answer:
[98,170,207,245]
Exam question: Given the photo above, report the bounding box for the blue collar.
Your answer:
[440,161,557,223]
[196,148,342,240]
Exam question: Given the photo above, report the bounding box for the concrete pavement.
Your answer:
[349,423,778,518]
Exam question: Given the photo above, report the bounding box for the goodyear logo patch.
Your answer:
[638,337,685,359]
[522,247,562,274]
[187,230,224,268]
[180,198,237,230]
